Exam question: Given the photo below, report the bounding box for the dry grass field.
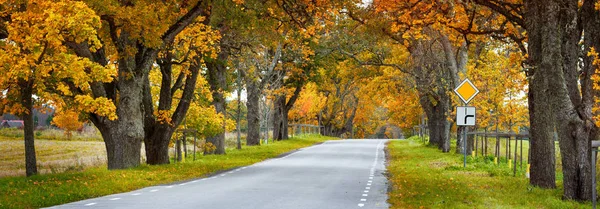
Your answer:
[0,129,267,177]
[0,137,107,177]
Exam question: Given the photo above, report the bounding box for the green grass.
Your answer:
[386,137,589,209]
[0,134,336,209]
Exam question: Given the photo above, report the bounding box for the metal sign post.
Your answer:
[463,120,467,168]
[457,106,475,168]
[454,79,479,168]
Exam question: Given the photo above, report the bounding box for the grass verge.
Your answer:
[386,137,589,209]
[0,134,336,209]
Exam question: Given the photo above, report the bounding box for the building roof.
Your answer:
[1,120,24,128]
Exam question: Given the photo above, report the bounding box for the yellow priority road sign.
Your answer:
[454,79,479,104]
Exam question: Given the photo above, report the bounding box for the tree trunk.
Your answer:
[20,83,37,176]
[410,38,452,153]
[66,1,211,169]
[551,0,596,200]
[246,81,261,146]
[273,84,304,140]
[236,76,242,150]
[456,126,465,154]
[106,75,144,169]
[467,126,474,154]
[273,95,288,140]
[420,92,451,152]
[144,55,202,165]
[525,0,597,200]
[206,50,229,155]
[144,125,174,164]
[523,0,557,189]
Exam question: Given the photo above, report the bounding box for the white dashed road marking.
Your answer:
[109,198,121,201]
[358,140,385,207]
[85,203,97,206]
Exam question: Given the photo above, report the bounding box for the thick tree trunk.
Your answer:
[409,38,453,153]
[66,1,210,169]
[108,76,144,169]
[273,85,302,141]
[144,125,174,164]
[320,106,357,138]
[206,50,229,155]
[420,93,451,152]
[525,0,596,200]
[272,95,288,140]
[467,127,474,154]
[527,84,556,188]
[524,0,557,189]
[144,56,201,165]
[246,82,261,146]
[551,0,598,200]
[21,84,37,176]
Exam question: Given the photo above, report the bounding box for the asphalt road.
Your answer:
[48,139,389,209]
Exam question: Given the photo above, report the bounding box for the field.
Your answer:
[0,129,260,178]
[386,137,590,208]
[0,134,336,209]
[0,137,106,177]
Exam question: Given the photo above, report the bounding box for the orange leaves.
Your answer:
[155,110,173,126]
[51,109,84,137]
[73,95,117,120]
[7,0,102,53]
[289,83,326,123]
[174,17,221,64]
[0,0,116,120]
[467,48,527,131]
[588,47,600,126]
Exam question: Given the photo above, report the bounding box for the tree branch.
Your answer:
[161,0,211,45]
[473,0,525,28]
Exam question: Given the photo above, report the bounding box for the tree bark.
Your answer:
[103,71,145,169]
[272,95,288,140]
[66,1,211,169]
[320,96,358,137]
[525,0,597,200]
[409,37,454,153]
[246,81,261,146]
[144,53,203,164]
[205,49,229,155]
[524,0,557,189]
[273,83,303,140]
[20,82,37,176]
[421,94,451,152]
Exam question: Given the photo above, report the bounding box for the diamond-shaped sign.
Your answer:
[454,79,479,104]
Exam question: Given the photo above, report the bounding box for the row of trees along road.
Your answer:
[0,0,357,175]
[2,0,600,202]
[327,0,599,201]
